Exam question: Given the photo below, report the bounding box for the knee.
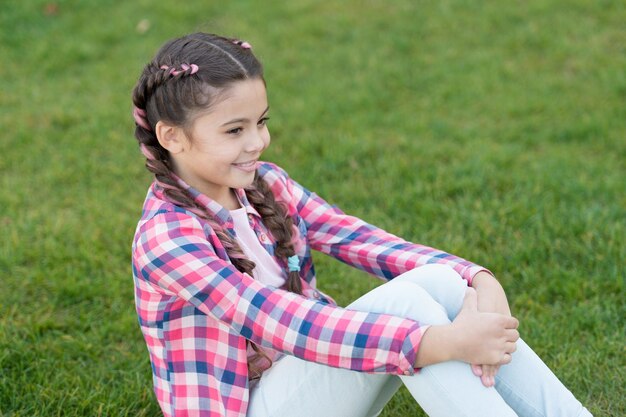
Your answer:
[349,281,451,326]
[425,263,461,277]
[392,264,468,320]
[395,264,466,290]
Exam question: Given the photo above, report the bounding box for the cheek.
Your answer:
[262,130,271,148]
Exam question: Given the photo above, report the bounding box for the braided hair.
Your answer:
[131,33,302,378]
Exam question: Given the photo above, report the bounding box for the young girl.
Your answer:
[131,32,592,417]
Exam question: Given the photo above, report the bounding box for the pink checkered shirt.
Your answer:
[132,162,488,417]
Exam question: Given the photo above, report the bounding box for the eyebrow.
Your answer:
[221,106,270,127]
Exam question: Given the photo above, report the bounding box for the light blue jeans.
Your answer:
[248,264,592,417]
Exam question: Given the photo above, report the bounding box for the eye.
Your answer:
[258,117,270,127]
[226,127,243,135]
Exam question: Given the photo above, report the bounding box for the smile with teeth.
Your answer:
[232,160,258,172]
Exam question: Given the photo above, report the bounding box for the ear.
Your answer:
[155,121,187,154]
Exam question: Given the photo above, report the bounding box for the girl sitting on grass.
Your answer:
[131,32,592,417]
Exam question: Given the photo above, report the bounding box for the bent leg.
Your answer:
[247,354,396,417]
[396,265,593,416]
[494,338,593,417]
[349,278,518,417]
[248,275,517,417]
[247,279,436,417]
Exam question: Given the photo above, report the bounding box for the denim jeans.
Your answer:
[247,264,592,417]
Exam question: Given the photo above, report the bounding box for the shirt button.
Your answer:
[259,233,268,243]
[404,370,411,376]
[313,290,321,299]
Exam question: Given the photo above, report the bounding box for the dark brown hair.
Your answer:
[132,33,302,378]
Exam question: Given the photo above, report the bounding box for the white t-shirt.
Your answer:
[230,208,286,288]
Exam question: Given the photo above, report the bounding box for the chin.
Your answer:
[232,175,256,189]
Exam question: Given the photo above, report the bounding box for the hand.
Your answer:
[413,286,519,370]
[449,288,519,366]
[471,272,516,387]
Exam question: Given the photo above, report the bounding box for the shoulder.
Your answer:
[257,161,290,183]
[134,209,206,247]
[256,161,294,200]
[139,183,202,223]
[256,161,320,216]
[134,184,208,243]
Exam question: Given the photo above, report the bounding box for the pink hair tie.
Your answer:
[181,63,199,74]
[133,106,151,131]
[140,143,156,160]
[160,63,199,76]
[233,40,252,49]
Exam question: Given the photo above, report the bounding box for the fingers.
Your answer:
[505,328,520,343]
[495,349,515,366]
[472,340,517,388]
[487,313,519,331]
[477,364,500,387]
[501,322,519,358]
[495,341,517,366]
[505,341,517,354]
[481,375,494,387]
[503,315,519,329]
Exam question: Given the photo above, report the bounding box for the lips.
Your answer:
[232,160,258,172]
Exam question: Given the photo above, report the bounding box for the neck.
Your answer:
[221,189,241,211]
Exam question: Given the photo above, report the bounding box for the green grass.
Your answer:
[1,0,624,415]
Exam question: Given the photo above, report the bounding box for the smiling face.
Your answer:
[156,78,270,209]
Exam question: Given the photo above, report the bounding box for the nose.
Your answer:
[245,129,268,153]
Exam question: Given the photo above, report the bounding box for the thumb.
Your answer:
[461,287,478,312]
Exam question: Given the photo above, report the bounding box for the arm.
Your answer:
[262,165,519,375]
[470,271,515,386]
[261,163,489,284]
[134,211,426,375]
[258,164,518,373]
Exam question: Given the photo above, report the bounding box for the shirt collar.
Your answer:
[234,188,262,219]
[152,176,262,227]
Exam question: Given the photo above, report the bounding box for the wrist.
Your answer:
[414,324,457,367]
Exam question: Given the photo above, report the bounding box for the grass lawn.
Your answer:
[1,0,624,415]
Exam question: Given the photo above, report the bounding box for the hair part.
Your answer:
[132,32,302,378]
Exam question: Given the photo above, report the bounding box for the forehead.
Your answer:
[197,78,268,123]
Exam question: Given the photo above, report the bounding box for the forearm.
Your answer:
[413,325,456,367]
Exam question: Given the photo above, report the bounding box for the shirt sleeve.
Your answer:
[266,164,491,286]
[133,211,425,375]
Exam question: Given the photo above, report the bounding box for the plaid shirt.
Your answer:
[132,162,488,417]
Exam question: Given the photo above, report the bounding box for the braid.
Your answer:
[139,141,271,378]
[246,175,303,295]
[141,142,257,275]
[132,65,198,134]
[132,32,274,380]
